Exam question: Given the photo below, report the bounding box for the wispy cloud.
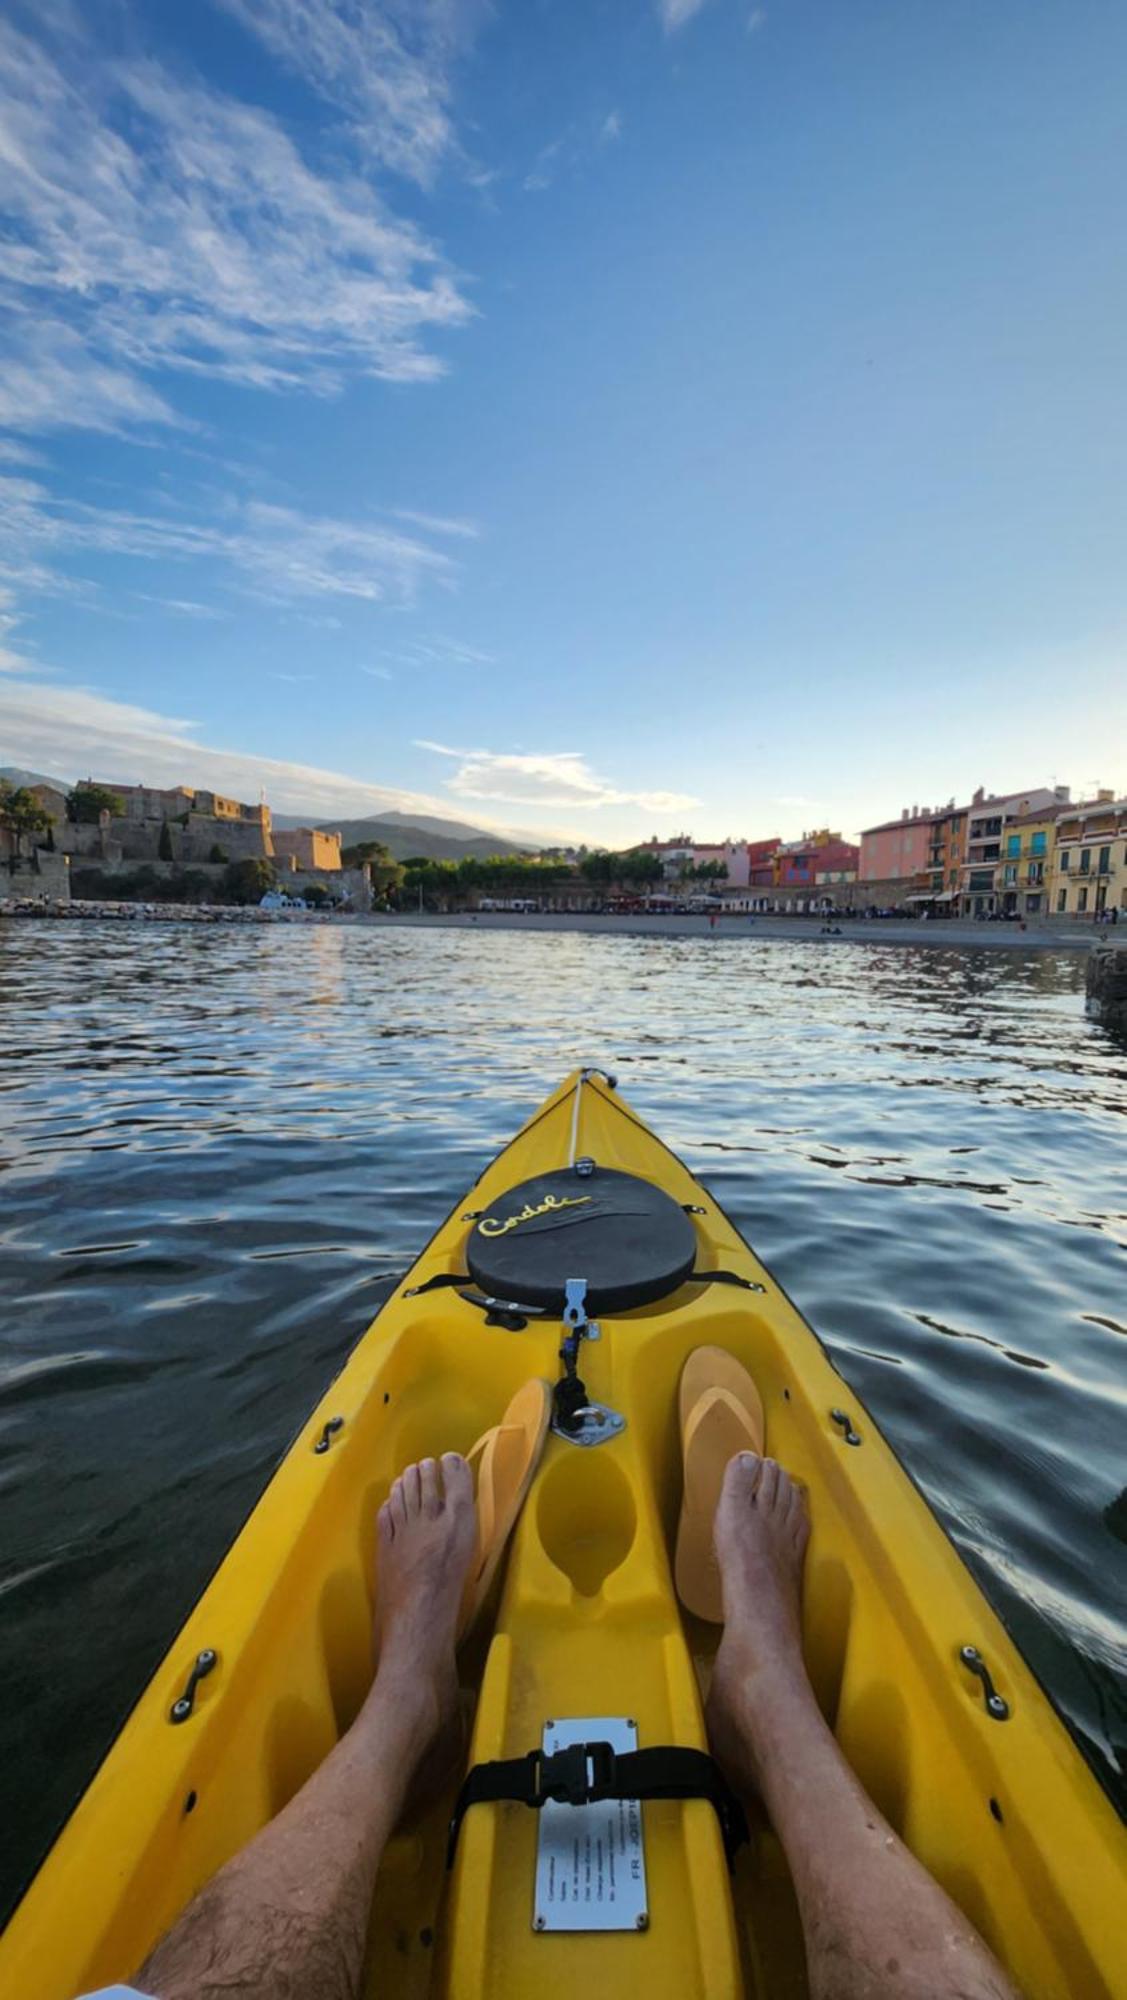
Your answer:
[361,665,393,680]
[0,14,473,435]
[0,467,462,611]
[415,741,699,813]
[0,674,450,820]
[747,8,768,32]
[657,0,712,30]
[135,595,229,620]
[391,508,480,539]
[523,138,563,194]
[601,110,623,143]
[211,0,482,188]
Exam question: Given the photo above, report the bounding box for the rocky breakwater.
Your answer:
[0,898,335,925]
[1086,940,1127,1029]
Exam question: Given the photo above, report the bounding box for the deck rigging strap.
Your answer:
[446,1740,749,1869]
[567,1065,618,1167]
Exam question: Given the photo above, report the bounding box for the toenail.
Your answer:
[739,1451,756,1466]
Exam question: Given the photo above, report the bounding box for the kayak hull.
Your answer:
[2,1072,1122,1998]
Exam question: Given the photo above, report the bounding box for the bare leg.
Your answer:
[138,1453,476,2000]
[706,1453,1021,2000]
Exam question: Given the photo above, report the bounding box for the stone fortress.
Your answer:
[2,778,370,906]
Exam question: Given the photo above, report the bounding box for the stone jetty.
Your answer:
[1086,941,1127,1028]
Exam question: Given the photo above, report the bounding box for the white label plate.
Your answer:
[533,1716,647,1934]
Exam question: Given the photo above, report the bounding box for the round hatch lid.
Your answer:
[467,1165,696,1314]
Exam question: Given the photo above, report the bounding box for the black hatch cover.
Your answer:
[467,1166,696,1314]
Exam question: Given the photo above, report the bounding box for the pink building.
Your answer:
[859,807,939,883]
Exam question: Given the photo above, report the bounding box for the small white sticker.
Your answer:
[533,1717,648,1934]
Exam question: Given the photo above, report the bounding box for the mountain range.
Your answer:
[269,808,533,861]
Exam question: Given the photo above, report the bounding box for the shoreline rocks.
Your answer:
[1086,942,1127,1028]
[0,897,336,925]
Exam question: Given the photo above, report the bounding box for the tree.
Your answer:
[302,882,329,907]
[341,839,402,894]
[0,781,54,868]
[223,857,276,904]
[67,784,124,823]
[692,859,728,884]
[619,848,664,887]
[208,842,228,864]
[158,820,174,861]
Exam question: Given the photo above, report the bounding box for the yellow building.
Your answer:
[1049,794,1127,919]
[999,808,1056,917]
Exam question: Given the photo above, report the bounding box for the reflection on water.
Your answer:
[0,922,1124,1909]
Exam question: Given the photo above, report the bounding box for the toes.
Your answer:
[757,1457,780,1511]
[419,1457,441,1517]
[377,1498,394,1544]
[402,1462,423,1517]
[390,1474,408,1529]
[441,1451,474,1513]
[721,1450,763,1510]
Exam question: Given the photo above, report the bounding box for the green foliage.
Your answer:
[0,781,54,861]
[222,857,276,904]
[67,784,124,823]
[579,847,664,888]
[158,820,175,861]
[301,882,329,907]
[341,838,402,891]
[399,852,572,908]
[208,842,228,864]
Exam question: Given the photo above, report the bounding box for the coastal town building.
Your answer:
[747,838,781,889]
[860,788,1069,916]
[957,786,1066,917]
[1050,794,1127,919]
[760,831,858,911]
[1000,808,1057,917]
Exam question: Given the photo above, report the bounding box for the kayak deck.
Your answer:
[2,1072,1122,1999]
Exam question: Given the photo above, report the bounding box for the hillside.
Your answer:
[0,766,65,792]
[270,810,532,861]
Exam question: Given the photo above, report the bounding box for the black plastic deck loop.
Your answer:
[830,1407,862,1446]
[314,1415,345,1454]
[169,1648,217,1724]
[960,1645,1010,1720]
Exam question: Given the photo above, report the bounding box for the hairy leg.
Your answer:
[137,1452,475,2000]
[707,1453,1021,2000]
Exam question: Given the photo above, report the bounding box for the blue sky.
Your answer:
[1,0,1125,843]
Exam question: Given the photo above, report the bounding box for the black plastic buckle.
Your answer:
[535,1740,615,1807]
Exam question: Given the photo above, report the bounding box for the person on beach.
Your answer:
[85,1452,1020,2000]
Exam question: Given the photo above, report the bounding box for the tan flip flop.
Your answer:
[674,1346,765,1622]
[457,1377,553,1640]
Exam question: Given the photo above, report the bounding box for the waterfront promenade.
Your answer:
[0,898,1100,948]
[371,910,1094,950]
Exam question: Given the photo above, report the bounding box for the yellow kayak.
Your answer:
[3,1069,1123,1998]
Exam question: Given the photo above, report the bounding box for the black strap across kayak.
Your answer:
[446,1740,748,1868]
[404,1268,763,1305]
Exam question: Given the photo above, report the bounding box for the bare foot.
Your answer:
[705,1452,811,1797]
[373,1453,476,1778]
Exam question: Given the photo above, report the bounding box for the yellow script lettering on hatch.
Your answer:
[478,1193,593,1238]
